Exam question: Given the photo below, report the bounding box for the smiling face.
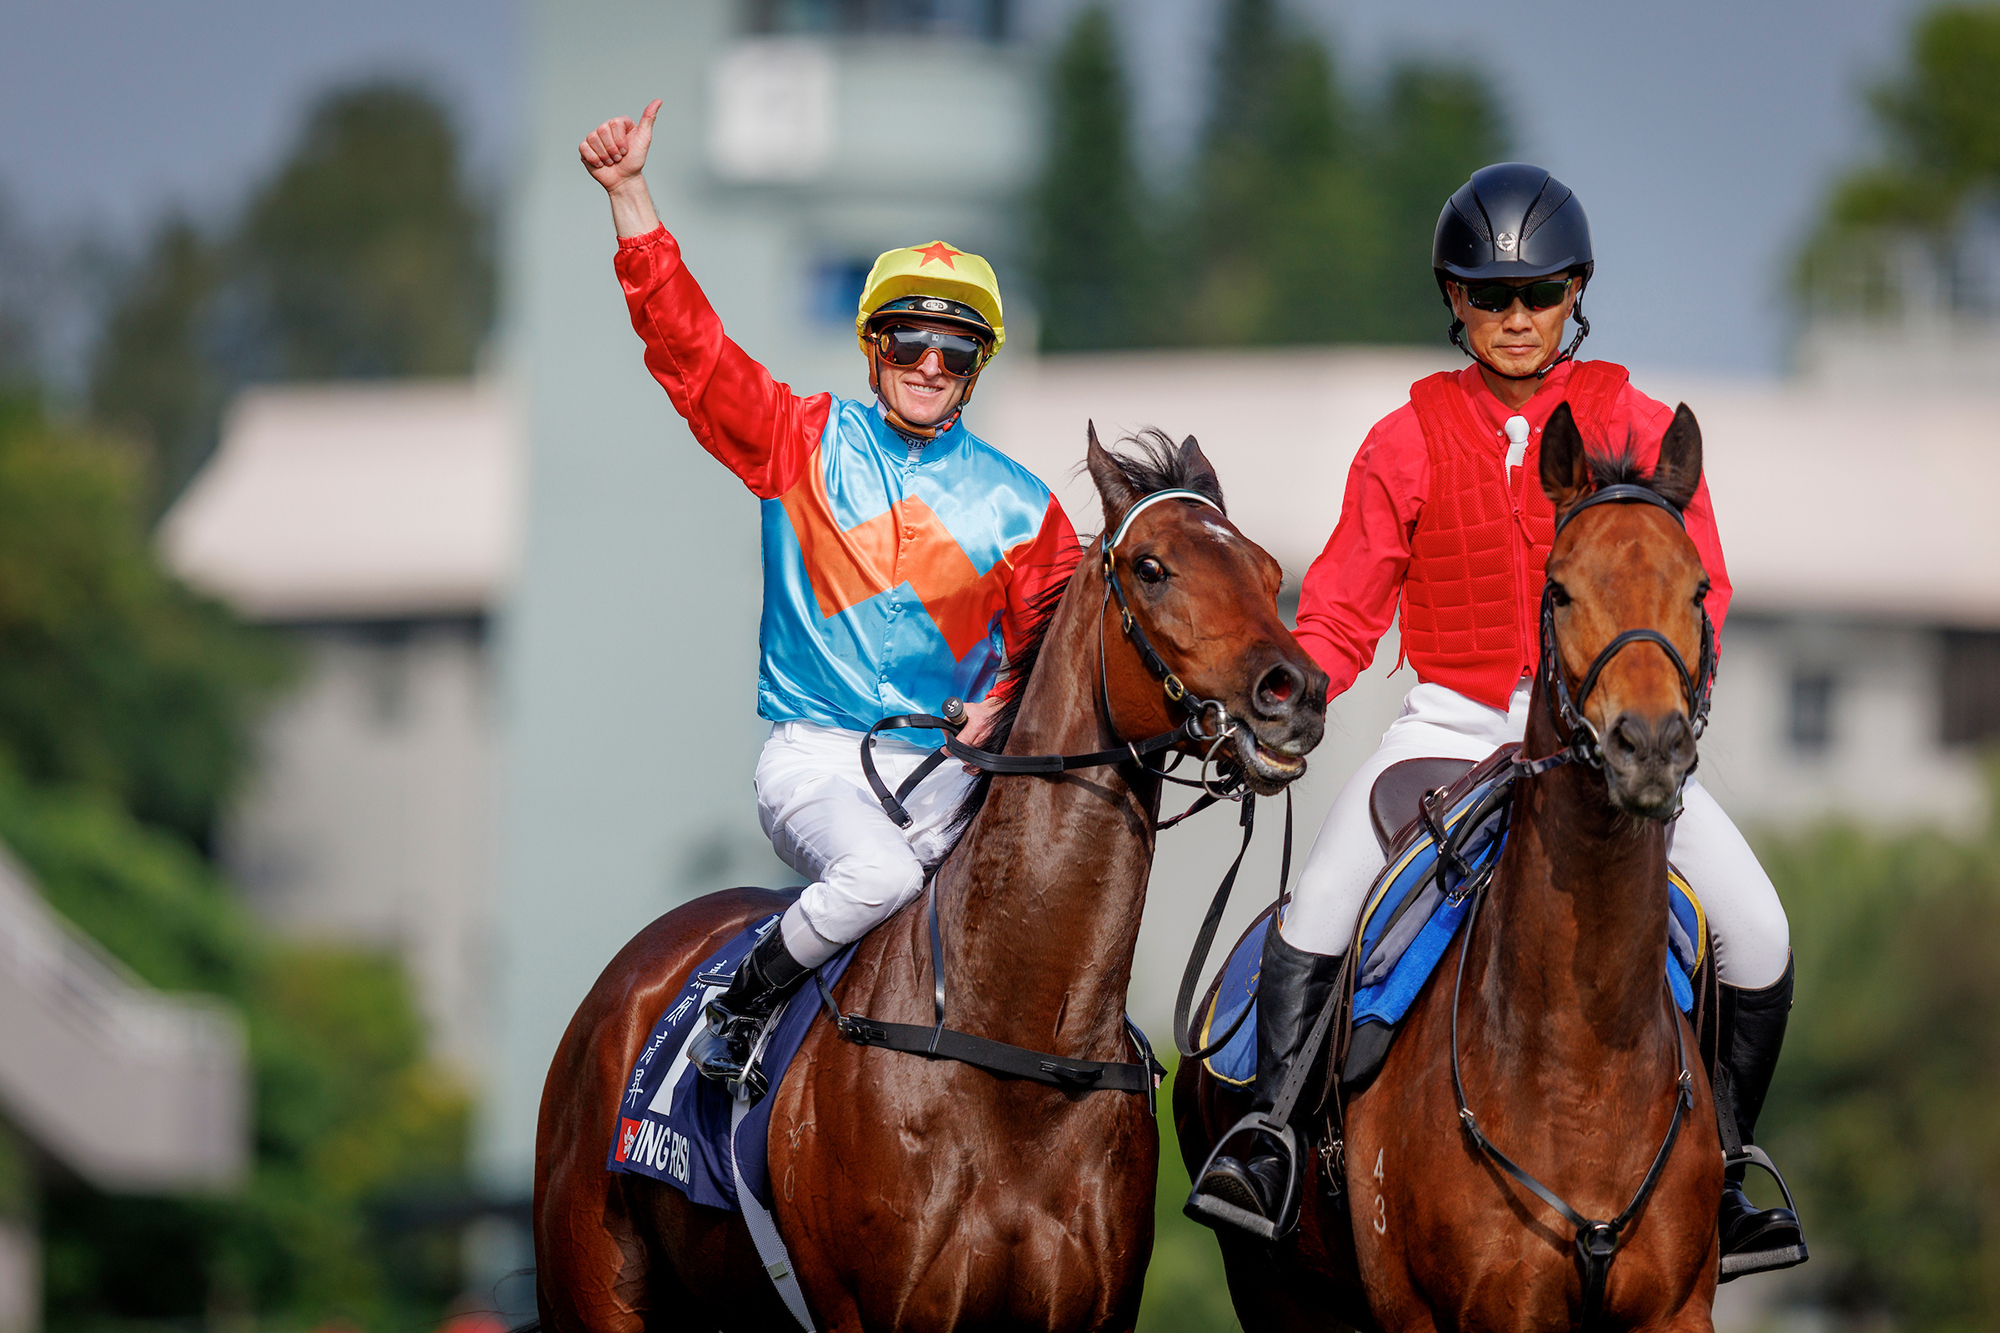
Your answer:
[871,318,981,427]
[1449,274,1580,380]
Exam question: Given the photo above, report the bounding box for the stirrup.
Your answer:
[1718,1144,1809,1280]
[1184,1112,1301,1242]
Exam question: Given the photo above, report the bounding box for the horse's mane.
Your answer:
[1587,445,1651,491]
[934,429,1226,856]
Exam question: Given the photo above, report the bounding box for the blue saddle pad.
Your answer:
[1201,775,1708,1086]
[606,915,855,1209]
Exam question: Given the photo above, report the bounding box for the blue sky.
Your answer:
[0,0,1931,375]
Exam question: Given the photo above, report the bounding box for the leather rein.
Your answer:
[1447,480,1715,1327]
[836,487,1293,1099]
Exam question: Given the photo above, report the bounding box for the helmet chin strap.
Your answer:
[1449,299,1592,382]
[869,350,979,442]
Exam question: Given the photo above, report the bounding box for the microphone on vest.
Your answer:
[1504,415,1531,479]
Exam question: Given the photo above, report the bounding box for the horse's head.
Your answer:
[1538,401,1713,819]
[1086,426,1327,795]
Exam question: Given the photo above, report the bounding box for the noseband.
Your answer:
[1526,483,1719,778]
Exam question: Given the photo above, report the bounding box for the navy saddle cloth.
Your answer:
[606,914,855,1210]
[1200,768,1708,1088]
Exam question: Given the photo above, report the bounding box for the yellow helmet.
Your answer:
[855,241,1006,357]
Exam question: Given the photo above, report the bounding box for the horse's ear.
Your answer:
[1539,401,1591,513]
[1177,435,1225,509]
[1650,403,1703,512]
[1086,420,1142,529]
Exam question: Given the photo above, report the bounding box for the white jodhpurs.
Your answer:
[755,720,976,968]
[1281,681,1792,988]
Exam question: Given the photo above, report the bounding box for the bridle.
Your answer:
[1517,482,1718,783]
[1447,479,1716,1327]
[835,487,1299,1108]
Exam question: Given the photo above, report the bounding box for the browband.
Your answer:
[1108,488,1224,552]
[1554,483,1685,537]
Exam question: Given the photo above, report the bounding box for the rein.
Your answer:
[835,487,1294,1098]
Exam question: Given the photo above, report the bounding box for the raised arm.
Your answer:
[583,102,829,499]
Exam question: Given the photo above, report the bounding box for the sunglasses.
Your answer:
[872,325,988,378]
[1461,278,1572,313]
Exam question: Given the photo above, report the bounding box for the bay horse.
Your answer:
[534,429,1327,1332]
[1177,402,1726,1331]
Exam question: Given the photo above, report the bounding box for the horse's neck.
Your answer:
[934,577,1155,1057]
[1482,692,1672,1045]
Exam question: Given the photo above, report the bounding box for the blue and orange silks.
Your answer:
[617,227,1080,733]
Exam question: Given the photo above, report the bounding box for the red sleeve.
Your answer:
[1294,410,1429,697]
[1614,387,1734,632]
[615,226,829,500]
[1000,496,1082,661]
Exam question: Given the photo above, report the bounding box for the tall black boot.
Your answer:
[1191,925,1344,1233]
[1717,956,1808,1277]
[689,926,811,1100]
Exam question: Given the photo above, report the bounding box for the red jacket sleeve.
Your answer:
[1293,411,1429,697]
[1000,496,1082,661]
[1615,388,1734,632]
[615,226,829,500]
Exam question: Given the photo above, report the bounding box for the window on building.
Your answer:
[1941,629,2000,745]
[745,0,1008,40]
[811,257,873,327]
[1788,670,1835,754]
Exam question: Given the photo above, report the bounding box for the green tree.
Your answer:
[1031,3,1508,350]
[1757,792,2000,1329]
[0,397,282,846]
[1363,63,1511,343]
[241,80,495,381]
[1033,4,1155,350]
[86,218,227,514]
[89,79,495,509]
[1795,3,2000,316]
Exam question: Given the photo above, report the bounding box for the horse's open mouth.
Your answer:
[1233,731,1309,791]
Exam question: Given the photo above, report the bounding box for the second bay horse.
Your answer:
[535,428,1327,1332]
[1178,401,1726,1331]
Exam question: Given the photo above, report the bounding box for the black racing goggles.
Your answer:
[872,324,989,378]
[1461,278,1572,313]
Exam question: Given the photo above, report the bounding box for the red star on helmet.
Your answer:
[912,241,961,268]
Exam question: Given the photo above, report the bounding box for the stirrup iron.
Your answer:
[1184,1113,1302,1242]
[1718,1144,1808,1280]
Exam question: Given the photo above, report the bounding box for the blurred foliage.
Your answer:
[1758,782,2000,1331]
[0,396,285,847]
[89,79,494,511]
[1795,3,2000,317]
[1139,1066,1241,1333]
[1033,0,1507,351]
[0,763,472,1333]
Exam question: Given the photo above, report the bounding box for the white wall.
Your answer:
[223,620,496,1072]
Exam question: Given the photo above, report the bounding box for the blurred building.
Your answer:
[160,381,518,1075]
[0,845,246,1333]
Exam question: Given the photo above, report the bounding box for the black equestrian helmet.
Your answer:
[1433,163,1594,300]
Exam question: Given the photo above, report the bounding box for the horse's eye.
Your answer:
[1694,581,1711,605]
[1135,557,1167,585]
[1548,581,1571,607]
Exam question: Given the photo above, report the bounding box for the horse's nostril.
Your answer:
[1256,664,1299,710]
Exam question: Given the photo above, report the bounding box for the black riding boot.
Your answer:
[689,926,811,1100]
[1718,957,1808,1277]
[1192,926,1344,1233]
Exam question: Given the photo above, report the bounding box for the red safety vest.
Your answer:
[1398,360,1628,708]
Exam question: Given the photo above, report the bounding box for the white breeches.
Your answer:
[755,720,976,968]
[1281,681,1792,988]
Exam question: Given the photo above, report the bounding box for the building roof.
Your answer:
[981,350,2000,628]
[160,381,518,621]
